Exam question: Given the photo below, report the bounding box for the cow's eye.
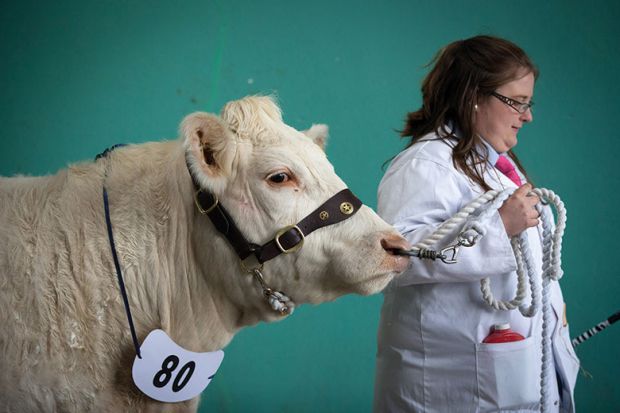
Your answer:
[268,172,290,184]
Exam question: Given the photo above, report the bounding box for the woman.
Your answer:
[373,36,580,412]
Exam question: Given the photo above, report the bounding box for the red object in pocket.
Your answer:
[483,323,525,343]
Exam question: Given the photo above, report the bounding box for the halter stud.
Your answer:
[340,202,354,215]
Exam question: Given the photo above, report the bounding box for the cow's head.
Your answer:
[182,96,409,317]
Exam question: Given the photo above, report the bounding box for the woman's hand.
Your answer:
[498,183,540,237]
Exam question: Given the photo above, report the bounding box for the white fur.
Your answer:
[303,124,329,150]
[0,95,409,412]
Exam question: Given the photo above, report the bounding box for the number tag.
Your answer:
[132,329,224,403]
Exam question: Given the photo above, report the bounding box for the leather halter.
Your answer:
[190,170,363,266]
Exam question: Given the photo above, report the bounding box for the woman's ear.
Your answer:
[181,112,236,194]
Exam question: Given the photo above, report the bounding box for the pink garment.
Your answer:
[495,155,522,186]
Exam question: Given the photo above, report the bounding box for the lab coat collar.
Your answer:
[478,137,501,167]
[439,123,499,168]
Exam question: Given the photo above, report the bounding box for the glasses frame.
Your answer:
[491,92,534,114]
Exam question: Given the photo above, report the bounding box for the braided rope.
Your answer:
[476,189,566,317]
[473,188,566,413]
[535,189,566,412]
[410,190,499,253]
[413,187,566,412]
[538,198,555,412]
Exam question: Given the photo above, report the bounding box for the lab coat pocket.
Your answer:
[476,337,540,412]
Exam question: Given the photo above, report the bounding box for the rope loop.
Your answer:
[406,186,567,413]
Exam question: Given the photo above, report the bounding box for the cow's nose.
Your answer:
[380,233,412,255]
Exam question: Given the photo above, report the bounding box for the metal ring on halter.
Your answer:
[240,254,264,273]
[194,190,219,214]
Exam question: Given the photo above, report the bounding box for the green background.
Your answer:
[1,1,618,411]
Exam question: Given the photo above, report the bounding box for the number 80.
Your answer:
[153,355,196,392]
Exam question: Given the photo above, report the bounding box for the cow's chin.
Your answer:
[334,249,410,296]
[278,236,410,305]
[347,270,400,296]
[298,255,408,304]
[297,269,399,305]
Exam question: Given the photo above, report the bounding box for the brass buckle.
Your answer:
[275,225,305,254]
[194,190,219,214]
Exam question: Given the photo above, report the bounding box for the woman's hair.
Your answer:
[401,35,538,190]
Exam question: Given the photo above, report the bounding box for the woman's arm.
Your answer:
[379,156,517,286]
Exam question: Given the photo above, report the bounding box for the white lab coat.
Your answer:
[373,134,580,413]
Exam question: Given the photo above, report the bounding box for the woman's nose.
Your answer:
[521,107,533,123]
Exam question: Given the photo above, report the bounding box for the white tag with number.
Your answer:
[132,329,224,403]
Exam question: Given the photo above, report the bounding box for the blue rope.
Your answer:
[98,144,141,358]
[95,143,127,161]
[103,187,142,358]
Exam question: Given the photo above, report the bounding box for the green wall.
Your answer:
[1,1,618,411]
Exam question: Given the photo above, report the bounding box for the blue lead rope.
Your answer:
[98,144,141,358]
[103,187,142,358]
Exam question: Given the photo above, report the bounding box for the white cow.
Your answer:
[0,96,410,412]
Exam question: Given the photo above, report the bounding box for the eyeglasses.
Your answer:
[491,92,534,114]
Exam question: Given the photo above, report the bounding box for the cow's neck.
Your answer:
[103,141,276,353]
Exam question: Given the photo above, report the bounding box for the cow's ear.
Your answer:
[303,124,329,151]
[181,112,235,193]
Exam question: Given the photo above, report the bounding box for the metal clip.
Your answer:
[392,231,480,264]
[438,244,460,264]
[251,268,295,315]
[437,234,479,264]
[457,233,479,248]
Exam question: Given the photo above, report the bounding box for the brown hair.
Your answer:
[401,35,538,190]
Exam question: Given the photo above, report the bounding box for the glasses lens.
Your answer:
[493,92,532,114]
[520,103,532,113]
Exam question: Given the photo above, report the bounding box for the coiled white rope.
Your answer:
[407,187,566,413]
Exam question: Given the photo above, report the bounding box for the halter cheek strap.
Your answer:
[194,190,257,260]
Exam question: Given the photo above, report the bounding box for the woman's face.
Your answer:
[474,71,535,153]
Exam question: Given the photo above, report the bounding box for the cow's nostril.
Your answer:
[380,234,412,255]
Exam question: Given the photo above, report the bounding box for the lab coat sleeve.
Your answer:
[378,157,517,285]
